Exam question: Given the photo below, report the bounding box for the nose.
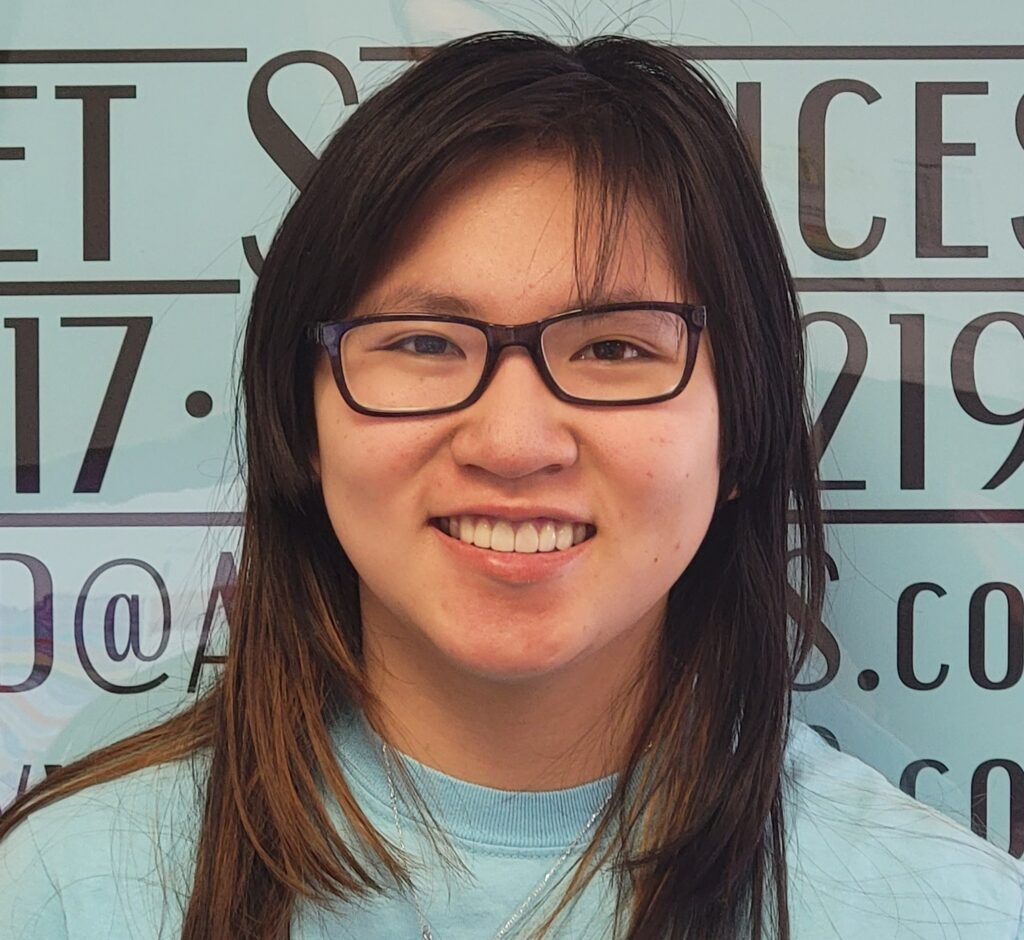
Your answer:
[448,346,579,480]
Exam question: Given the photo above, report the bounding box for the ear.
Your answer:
[728,485,740,501]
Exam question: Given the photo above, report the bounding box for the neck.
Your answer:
[361,608,660,791]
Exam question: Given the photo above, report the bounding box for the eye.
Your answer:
[572,340,651,361]
[387,334,465,358]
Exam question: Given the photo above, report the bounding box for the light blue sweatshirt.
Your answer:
[2,713,1022,938]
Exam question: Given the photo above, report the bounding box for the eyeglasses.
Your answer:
[306,301,707,417]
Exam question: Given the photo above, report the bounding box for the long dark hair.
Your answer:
[0,31,824,939]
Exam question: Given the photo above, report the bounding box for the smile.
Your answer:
[430,516,596,554]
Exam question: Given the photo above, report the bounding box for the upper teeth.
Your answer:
[439,516,592,553]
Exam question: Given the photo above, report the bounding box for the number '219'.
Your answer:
[805,310,1024,491]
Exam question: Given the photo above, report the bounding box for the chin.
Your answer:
[442,639,578,684]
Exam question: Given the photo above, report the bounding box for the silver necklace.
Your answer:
[381,741,612,940]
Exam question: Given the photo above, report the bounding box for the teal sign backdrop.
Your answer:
[2,0,1022,857]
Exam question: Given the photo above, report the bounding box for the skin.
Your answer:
[312,152,722,790]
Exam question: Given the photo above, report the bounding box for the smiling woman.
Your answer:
[1,29,1023,940]
[311,151,722,729]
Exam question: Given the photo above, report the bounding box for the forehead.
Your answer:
[355,151,684,319]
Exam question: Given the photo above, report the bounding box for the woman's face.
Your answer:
[312,152,722,687]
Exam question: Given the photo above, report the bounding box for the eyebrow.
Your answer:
[359,287,477,318]
[355,283,658,319]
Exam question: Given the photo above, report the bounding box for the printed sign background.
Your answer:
[1,0,1022,857]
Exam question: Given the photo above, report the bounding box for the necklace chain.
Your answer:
[380,741,611,940]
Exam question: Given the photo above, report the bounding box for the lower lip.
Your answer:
[429,523,592,584]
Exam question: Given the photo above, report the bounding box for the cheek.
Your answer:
[315,414,443,555]
[314,371,421,492]
[608,402,721,565]
[320,429,409,510]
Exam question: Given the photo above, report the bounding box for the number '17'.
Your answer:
[5,316,151,493]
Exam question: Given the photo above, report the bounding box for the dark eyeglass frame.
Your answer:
[305,301,707,417]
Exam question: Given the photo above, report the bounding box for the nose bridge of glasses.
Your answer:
[485,320,544,352]
[480,320,549,377]
[473,321,557,405]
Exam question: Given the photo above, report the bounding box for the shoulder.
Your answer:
[782,720,1024,938]
[0,757,203,940]
[1,756,202,860]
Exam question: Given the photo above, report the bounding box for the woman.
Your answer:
[1,31,1021,940]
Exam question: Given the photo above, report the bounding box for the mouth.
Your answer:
[429,515,596,554]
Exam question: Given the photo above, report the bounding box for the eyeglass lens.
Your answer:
[338,308,689,412]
